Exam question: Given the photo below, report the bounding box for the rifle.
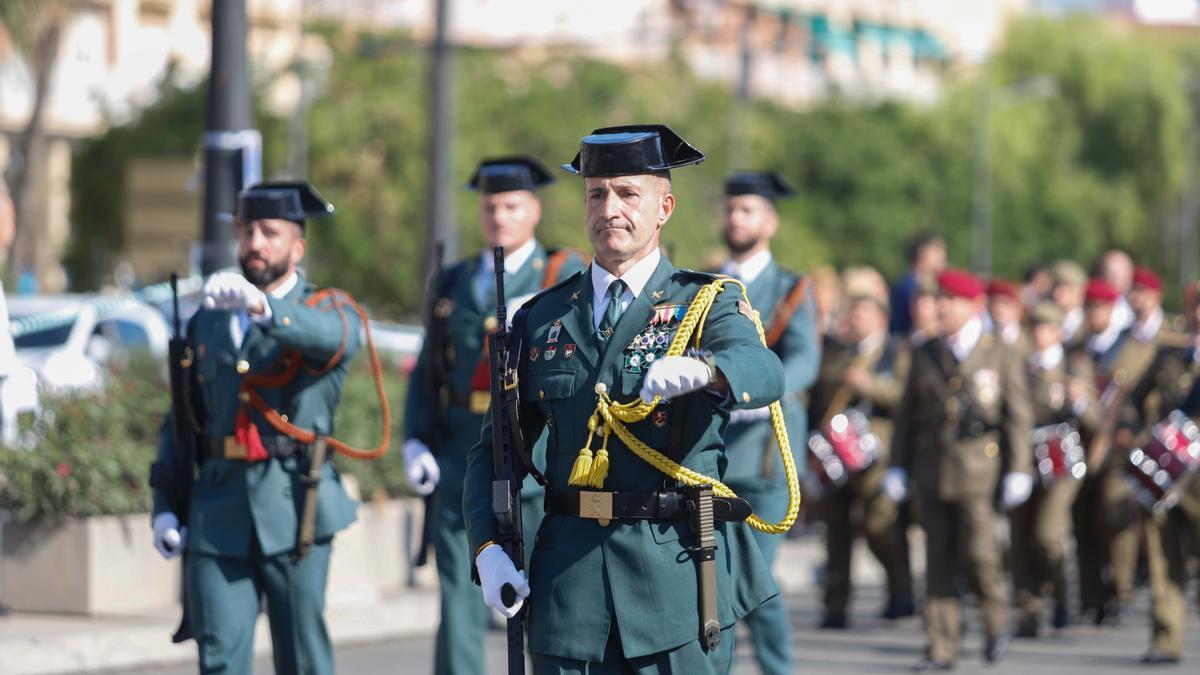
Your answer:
[149,273,200,642]
[414,241,445,569]
[488,246,529,675]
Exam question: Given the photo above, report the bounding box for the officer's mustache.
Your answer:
[240,254,289,287]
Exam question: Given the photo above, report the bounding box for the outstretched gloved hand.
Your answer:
[639,356,712,402]
[203,272,266,313]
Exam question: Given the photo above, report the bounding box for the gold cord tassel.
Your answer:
[587,424,612,488]
[568,414,600,487]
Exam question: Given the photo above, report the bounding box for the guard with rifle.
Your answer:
[715,171,818,673]
[885,268,1034,670]
[463,125,799,673]
[808,292,915,630]
[149,181,391,675]
[402,157,584,675]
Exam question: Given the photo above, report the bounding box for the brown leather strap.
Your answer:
[764,276,810,348]
[541,249,588,289]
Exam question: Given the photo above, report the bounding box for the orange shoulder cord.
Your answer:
[240,288,391,461]
[763,276,810,348]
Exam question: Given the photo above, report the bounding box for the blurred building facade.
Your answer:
[1,0,1030,292]
[0,0,313,292]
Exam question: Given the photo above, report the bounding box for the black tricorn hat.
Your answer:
[562,124,705,177]
[237,181,335,226]
[466,156,556,193]
[725,171,795,201]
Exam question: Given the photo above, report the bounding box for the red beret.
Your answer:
[986,279,1019,300]
[1132,267,1162,292]
[1085,278,1120,304]
[937,268,985,300]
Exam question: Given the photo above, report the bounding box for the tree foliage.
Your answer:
[69,16,1200,313]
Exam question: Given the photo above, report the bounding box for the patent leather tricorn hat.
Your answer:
[562,124,705,177]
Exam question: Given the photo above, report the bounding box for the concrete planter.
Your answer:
[0,493,435,616]
[1,513,179,615]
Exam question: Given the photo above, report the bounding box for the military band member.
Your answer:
[150,182,361,674]
[717,171,819,674]
[809,294,914,628]
[1050,260,1088,352]
[986,279,1027,352]
[1011,302,1098,637]
[885,268,1034,671]
[403,157,585,675]
[1075,278,1155,624]
[463,125,785,673]
[1125,293,1200,664]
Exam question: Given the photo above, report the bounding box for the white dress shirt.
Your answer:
[946,317,983,363]
[591,248,662,330]
[719,249,772,285]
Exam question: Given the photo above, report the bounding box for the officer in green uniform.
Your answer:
[464,125,788,673]
[717,171,818,675]
[150,182,361,674]
[886,268,1035,671]
[403,157,585,675]
[808,293,915,628]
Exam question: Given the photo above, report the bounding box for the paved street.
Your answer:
[130,581,1199,674]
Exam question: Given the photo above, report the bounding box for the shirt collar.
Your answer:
[720,249,772,284]
[1062,307,1083,339]
[270,271,299,299]
[591,248,662,301]
[1134,306,1163,343]
[946,317,983,362]
[1089,316,1124,356]
[1029,343,1064,371]
[480,238,537,276]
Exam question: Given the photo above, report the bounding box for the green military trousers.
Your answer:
[726,483,792,675]
[435,488,543,675]
[1010,478,1082,624]
[1145,498,1200,658]
[532,621,735,675]
[187,538,334,674]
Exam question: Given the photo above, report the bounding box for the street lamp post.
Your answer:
[970,74,1056,277]
[200,0,261,275]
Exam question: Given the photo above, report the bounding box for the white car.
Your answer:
[7,294,171,392]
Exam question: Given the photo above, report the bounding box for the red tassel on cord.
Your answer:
[235,407,270,462]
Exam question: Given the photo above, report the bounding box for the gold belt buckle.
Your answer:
[578,491,613,527]
[224,436,247,460]
[469,391,490,415]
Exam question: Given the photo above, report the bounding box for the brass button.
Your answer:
[239,392,250,403]
[236,360,250,374]
[282,316,291,327]
[984,442,999,458]
[280,414,289,423]
[742,392,751,403]
[483,316,498,332]
[1114,369,1128,385]
[539,390,545,399]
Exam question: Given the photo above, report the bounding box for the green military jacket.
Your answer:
[809,334,909,459]
[463,256,783,661]
[722,259,819,491]
[405,243,585,502]
[1026,348,1099,430]
[892,330,1034,502]
[152,273,360,559]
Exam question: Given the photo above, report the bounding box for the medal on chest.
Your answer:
[623,303,687,373]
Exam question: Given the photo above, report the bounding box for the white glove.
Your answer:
[476,544,529,618]
[639,355,712,402]
[403,439,440,496]
[1001,472,1034,509]
[203,272,266,313]
[881,468,909,503]
[729,406,772,424]
[152,512,188,560]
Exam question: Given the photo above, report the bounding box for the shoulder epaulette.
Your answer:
[522,270,584,314]
[674,268,719,283]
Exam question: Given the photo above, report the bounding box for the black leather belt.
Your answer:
[544,488,751,524]
[202,435,306,460]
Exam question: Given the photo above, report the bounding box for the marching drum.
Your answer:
[1032,423,1086,487]
[1126,410,1200,515]
[807,409,880,492]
